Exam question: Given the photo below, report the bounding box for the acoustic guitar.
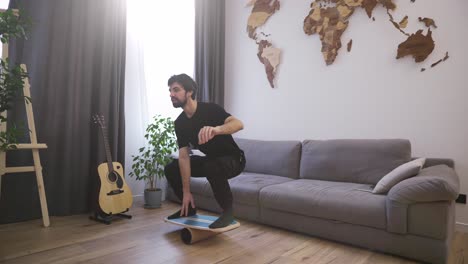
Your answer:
[93,115,133,215]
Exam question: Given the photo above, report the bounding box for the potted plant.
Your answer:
[129,115,178,208]
[0,8,31,151]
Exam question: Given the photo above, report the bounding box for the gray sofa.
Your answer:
[166,138,460,264]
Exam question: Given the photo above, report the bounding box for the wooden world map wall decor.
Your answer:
[246,0,281,88]
[246,0,449,88]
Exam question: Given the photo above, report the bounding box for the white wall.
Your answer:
[225,0,468,224]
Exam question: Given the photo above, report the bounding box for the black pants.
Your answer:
[164,151,245,211]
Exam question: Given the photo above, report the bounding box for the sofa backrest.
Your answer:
[300,139,411,184]
[234,138,301,179]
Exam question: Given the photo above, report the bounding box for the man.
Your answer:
[164,74,246,229]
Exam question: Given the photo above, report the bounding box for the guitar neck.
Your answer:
[99,125,114,172]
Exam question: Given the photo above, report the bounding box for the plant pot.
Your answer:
[144,188,162,209]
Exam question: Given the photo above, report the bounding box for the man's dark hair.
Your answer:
[167,74,198,100]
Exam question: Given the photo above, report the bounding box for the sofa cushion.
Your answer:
[259,179,387,229]
[235,138,301,179]
[230,173,294,206]
[373,158,426,194]
[300,139,411,184]
[188,177,211,197]
[189,172,294,206]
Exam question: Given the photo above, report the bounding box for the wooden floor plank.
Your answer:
[447,232,467,264]
[0,200,466,264]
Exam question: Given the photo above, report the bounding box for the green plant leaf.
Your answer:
[128,114,177,188]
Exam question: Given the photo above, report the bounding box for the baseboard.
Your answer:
[455,222,468,233]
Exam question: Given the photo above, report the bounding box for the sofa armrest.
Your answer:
[386,165,460,234]
[388,164,459,203]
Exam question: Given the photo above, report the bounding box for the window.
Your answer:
[126,0,194,121]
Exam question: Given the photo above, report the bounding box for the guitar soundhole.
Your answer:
[108,171,118,182]
[107,171,124,189]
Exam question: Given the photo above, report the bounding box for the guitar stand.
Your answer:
[89,209,132,225]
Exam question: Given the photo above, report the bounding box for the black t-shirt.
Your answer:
[174,102,241,157]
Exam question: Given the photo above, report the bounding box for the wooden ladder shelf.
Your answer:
[0,41,50,227]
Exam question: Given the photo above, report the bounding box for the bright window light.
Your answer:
[127,0,194,120]
[0,0,9,10]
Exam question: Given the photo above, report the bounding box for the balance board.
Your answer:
[164,214,240,244]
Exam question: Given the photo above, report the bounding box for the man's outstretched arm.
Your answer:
[198,116,244,145]
[178,146,195,216]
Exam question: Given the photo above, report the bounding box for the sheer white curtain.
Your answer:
[125,1,194,196]
[0,0,8,9]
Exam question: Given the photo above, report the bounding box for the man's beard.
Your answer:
[171,97,186,108]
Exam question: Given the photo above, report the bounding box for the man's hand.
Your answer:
[181,192,195,216]
[198,126,220,145]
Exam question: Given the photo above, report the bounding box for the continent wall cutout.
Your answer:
[246,0,281,88]
[245,0,449,88]
[303,0,449,71]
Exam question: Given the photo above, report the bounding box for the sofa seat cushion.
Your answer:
[259,179,387,229]
[190,172,294,206]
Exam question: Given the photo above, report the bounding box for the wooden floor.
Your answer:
[0,200,466,264]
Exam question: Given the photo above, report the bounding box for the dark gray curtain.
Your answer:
[194,0,225,106]
[0,0,126,223]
